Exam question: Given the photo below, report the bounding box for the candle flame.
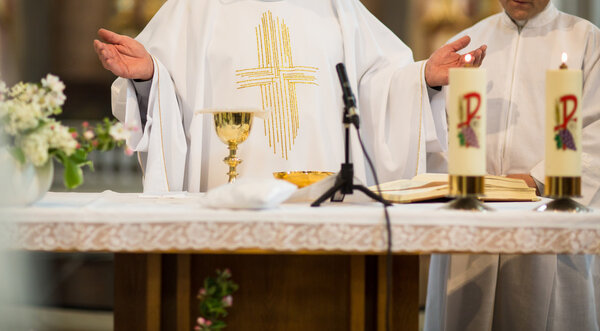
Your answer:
[465,54,473,64]
[562,52,568,64]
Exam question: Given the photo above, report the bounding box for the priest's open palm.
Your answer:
[425,36,487,87]
[94,28,154,80]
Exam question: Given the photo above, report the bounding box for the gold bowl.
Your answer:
[273,171,335,188]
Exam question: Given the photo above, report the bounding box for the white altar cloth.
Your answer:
[1,192,599,254]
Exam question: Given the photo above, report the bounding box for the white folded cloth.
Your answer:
[204,177,297,210]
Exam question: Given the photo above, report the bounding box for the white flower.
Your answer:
[35,77,66,111]
[83,130,95,140]
[19,131,50,167]
[23,84,40,102]
[41,74,65,94]
[109,122,130,141]
[15,121,78,168]
[46,122,77,156]
[1,100,43,135]
[46,91,66,109]
[9,82,26,98]
[37,89,66,111]
[9,83,40,104]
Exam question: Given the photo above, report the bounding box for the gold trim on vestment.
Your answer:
[415,62,425,176]
[236,11,319,160]
[153,56,170,192]
[137,151,145,180]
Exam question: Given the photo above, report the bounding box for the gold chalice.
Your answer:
[213,111,254,183]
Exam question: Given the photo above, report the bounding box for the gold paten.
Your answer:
[449,175,485,197]
[544,176,582,198]
[214,112,254,183]
[273,171,335,188]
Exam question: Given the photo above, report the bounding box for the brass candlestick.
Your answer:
[535,176,590,212]
[444,175,493,211]
[213,111,254,183]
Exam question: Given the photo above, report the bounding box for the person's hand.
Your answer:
[93,28,154,80]
[425,36,487,87]
[506,174,540,195]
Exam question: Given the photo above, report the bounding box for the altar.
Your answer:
[3,191,599,331]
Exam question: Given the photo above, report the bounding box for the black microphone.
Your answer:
[336,63,360,128]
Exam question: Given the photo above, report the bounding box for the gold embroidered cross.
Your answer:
[236,10,318,160]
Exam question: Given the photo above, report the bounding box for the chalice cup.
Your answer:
[213,111,254,183]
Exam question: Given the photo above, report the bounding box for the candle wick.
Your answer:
[560,63,568,70]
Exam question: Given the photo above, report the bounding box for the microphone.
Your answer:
[336,63,360,129]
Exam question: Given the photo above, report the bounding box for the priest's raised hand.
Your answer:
[93,28,154,81]
[425,35,487,87]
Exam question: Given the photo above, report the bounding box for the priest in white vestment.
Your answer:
[425,1,600,330]
[94,0,486,193]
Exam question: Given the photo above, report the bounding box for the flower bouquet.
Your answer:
[0,74,133,201]
[195,269,239,331]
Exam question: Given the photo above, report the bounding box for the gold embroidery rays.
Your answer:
[236,11,318,159]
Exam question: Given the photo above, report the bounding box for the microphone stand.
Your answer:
[312,64,391,207]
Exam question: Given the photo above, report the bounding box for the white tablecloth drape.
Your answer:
[1,191,599,254]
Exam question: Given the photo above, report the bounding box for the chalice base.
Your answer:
[535,197,591,213]
[442,196,494,212]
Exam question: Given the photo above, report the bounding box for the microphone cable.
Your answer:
[355,129,393,331]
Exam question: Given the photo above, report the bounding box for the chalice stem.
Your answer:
[225,142,242,183]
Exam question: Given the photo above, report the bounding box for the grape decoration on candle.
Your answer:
[553,53,579,153]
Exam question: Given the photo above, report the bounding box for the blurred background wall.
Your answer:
[1,1,598,330]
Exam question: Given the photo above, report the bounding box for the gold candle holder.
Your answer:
[449,175,485,196]
[445,175,492,211]
[535,176,589,212]
[213,111,254,183]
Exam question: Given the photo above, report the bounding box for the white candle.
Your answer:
[448,55,487,176]
[545,53,583,177]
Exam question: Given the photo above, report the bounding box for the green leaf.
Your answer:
[458,132,466,147]
[86,160,95,172]
[9,147,26,164]
[52,150,67,165]
[69,149,88,164]
[63,157,84,189]
[554,134,562,150]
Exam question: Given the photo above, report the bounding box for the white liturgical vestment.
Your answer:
[425,3,600,331]
[111,0,445,192]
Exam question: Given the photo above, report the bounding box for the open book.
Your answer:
[371,173,540,203]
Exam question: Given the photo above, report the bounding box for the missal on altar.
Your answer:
[371,173,540,203]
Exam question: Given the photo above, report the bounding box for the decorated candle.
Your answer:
[545,53,582,177]
[448,55,487,176]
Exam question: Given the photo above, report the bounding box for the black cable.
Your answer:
[355,129,393,331]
